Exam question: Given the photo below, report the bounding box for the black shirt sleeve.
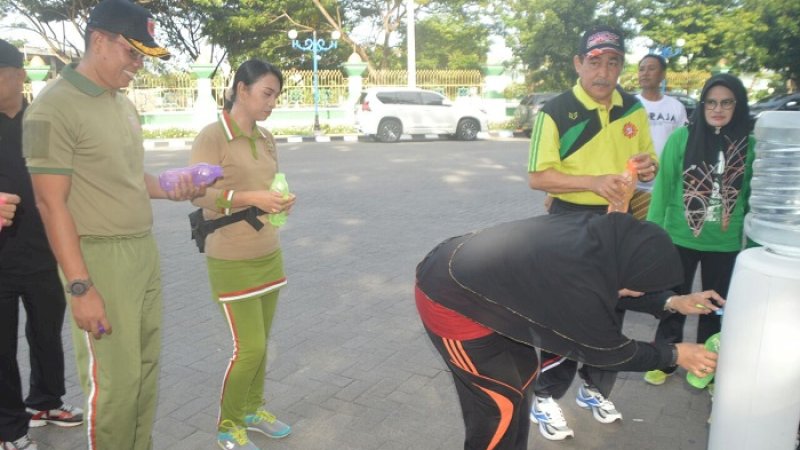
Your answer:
[617,289,674,319]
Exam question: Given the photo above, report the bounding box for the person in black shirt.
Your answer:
[0,38,83,450]
[415,213,724,449]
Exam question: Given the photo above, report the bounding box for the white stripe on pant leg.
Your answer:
[83,332,99,450]
[216,303,240,427]
[540,356,567,373]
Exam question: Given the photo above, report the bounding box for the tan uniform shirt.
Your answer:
[190,111,281,260]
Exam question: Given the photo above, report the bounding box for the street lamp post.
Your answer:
[288,29,340,134]
[645,37,686,93]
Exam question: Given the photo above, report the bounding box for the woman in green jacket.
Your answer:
[643,73,755,386]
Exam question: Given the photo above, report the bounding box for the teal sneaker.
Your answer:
[643,369,672,386]
[244,409,291,439]
[217,419,260,450]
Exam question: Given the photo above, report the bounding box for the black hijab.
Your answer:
[416,213,683,367]
[683,73,751,236]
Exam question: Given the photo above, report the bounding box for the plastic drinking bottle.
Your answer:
[686,332,721,389]
[607,159,638,213]
[269,173,290,228]
[158,163,222,192]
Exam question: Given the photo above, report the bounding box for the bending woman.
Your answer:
[415,213,723,449]
[189,59,296,450]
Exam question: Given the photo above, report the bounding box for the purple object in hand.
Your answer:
[159,163,223,191]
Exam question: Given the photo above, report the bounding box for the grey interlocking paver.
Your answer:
[16,137,713,449]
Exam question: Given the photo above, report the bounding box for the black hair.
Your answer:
[639,54,667,71]
[224,59,284,111]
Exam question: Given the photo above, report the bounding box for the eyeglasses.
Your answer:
[116,40,144,62]
[703,99,736,110]
[94,29,144,62]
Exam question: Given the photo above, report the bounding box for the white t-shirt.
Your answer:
[636,93,688,190]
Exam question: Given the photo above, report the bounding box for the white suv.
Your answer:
[355,88,488,143]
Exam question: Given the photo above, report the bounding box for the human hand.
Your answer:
[631,153,657,182]
[0,193,21,227]
[590,174,629,206]
[618,288,644,298]
[70,288,112,340]
[282,193,297,215]
[165,173,207,201]
[675,342,718,378]
[670,290,725,315]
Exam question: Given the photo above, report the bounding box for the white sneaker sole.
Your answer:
[246,425,291,439]
[576,398,622,424]
[29,419,83,428]
[530,412,574,440]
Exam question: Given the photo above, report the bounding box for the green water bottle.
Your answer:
[268,173,289,228]
[687,332,721,389]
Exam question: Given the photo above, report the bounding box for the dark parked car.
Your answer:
[749,93,800,120]
[666,92,699,121]
[746,93,800,130]
[514,92,558,136]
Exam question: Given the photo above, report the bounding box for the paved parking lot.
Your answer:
[19,137,711,449]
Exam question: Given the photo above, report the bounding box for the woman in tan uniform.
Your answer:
[189,59,295,450]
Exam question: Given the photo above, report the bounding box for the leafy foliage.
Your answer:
[3,0,798,89]
[504,0,630,91]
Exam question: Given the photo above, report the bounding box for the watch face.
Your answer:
[69,280,90,296]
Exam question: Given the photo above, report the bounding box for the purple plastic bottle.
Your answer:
[159,163,223,192]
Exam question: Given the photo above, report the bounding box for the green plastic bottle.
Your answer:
[268,173,289,228]
[687,332,721,389]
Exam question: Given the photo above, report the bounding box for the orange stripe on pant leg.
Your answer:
[523,368,540,390]
[444,338,526,396]
[475,385,513,450]
[443,338,470,373]
[452,340,478,374]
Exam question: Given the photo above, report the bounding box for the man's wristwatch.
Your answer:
[66,279,93,297]
[663,296,678,313]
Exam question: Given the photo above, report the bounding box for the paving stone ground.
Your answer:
[18,137,711,449]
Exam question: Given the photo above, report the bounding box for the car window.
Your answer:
[533,93,556,105]
[420,92,445,106]
[680,96,697,108]
[376,92,397,104]
[395,92,421,105]
[520,94,535,106]
[755,94,791,106]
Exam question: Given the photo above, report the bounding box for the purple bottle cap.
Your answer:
[191,163,223,186]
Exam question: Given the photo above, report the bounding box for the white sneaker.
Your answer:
[1,435,38,450]
[576,384,622,423]
[529,396,575,440]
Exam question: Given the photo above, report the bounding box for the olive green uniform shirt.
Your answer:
[23,64,152,236]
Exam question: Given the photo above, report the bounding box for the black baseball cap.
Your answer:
[0,39,24,68]
[579,25,625,58]
[87,0,171,60]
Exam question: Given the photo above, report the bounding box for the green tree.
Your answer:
[504,0,633,92]
[413,16,488,70]
[0,0,220,67]
[745,0,799,90]
[0,0,93,62]
[637,0,764,74]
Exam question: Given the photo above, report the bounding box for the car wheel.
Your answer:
[376,118,402,143]
[455,118,480,141]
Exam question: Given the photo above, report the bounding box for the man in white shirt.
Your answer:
[632,54,688,219]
